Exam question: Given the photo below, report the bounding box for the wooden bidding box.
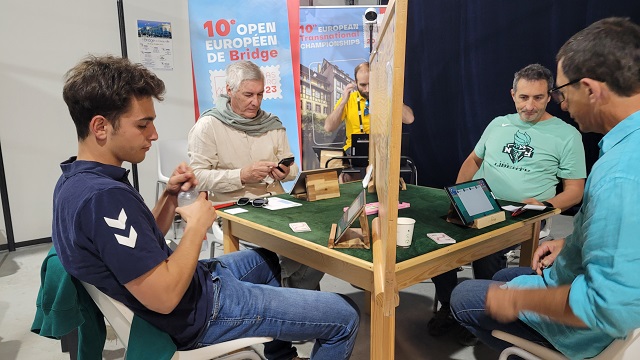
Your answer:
[289,168,341,202]
[305,171,340,202]
[471,211,506,229]
[447,210,506,229]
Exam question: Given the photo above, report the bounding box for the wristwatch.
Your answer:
[542,201,553,208]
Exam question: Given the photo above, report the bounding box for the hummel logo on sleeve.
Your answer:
[104,209,127,229]
[104,209,138,248]
[114,228,137,248]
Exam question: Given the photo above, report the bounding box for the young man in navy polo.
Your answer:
[53,55,359,360]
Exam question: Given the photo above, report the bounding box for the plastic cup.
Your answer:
[396,217,416,248]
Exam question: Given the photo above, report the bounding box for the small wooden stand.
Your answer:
[447,210,506,229]
[305,171,340,201]
[399,178,407,191]
[328,210,371,249]
[472,211,506,229]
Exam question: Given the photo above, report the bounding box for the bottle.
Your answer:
[177,188,199,207]
[176,188,208,253]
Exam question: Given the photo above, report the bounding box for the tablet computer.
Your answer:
[288,167,342,196]
[445,178,501,226]
[334,189,367,242]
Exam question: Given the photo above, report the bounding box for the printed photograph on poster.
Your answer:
[137,20,174,71]
[188,0,300,192]
[188,0,297,119]
[299,6,384,170]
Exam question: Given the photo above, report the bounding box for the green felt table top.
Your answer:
[220,182,553,264]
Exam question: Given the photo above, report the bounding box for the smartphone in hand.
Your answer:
[276,157,295,172]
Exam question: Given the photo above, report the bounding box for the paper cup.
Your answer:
[396,217,416,248]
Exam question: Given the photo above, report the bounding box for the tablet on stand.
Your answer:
[328,189,370,249]
[445,178,505,229]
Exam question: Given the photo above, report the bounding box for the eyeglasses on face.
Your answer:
[549,79,580,104]
[236,197,269,207]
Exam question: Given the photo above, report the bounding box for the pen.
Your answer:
[214,201,237,210]
[511,205,527,217]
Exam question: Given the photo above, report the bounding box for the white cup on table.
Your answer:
[396,217,416,248]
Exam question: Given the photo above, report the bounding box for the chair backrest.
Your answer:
[350,134,369,156]
[593,328,640,360]
[81,282,134,345]
[81,281,273,360]
[493,330,567,360]
[156,139,190,182]
[350,133,411,167]
[493,328,640,360]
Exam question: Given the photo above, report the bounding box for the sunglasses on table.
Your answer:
[236,197,269,207]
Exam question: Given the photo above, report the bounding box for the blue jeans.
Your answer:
[196,249,360,360]
[433,219,547,305]
[450,267,555,353]
[432,244,517,304]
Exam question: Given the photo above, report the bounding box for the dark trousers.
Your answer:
[432,247,513,304]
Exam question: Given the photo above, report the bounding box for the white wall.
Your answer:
[120,1,197,209]
[0,0,195,244]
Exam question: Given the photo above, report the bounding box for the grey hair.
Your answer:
[512,64,554,93]
[226,60,264,93]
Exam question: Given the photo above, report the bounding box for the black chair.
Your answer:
[324,155,417,185]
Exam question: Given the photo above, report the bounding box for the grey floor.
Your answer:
[0,215,574,360]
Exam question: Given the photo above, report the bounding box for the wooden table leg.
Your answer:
[370,291,395,359]
[222,219,240,254]
[519,221,541,267]
[363,290,371,314]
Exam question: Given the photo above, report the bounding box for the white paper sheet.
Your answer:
[263,197,303,211]
[502,204,546,212]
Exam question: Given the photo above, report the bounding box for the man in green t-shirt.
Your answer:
[429,63,587,345]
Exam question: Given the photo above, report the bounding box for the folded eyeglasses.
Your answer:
[236,197,269,207]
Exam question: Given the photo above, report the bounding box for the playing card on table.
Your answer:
[289,222,311,232]
[427,233,456,244]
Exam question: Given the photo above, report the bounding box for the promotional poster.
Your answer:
[299,6,384,169]
[188,0,301,164]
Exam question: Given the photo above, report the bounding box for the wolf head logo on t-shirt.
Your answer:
[502,130,534,164]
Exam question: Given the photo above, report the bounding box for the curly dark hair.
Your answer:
[63,55,166,140]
